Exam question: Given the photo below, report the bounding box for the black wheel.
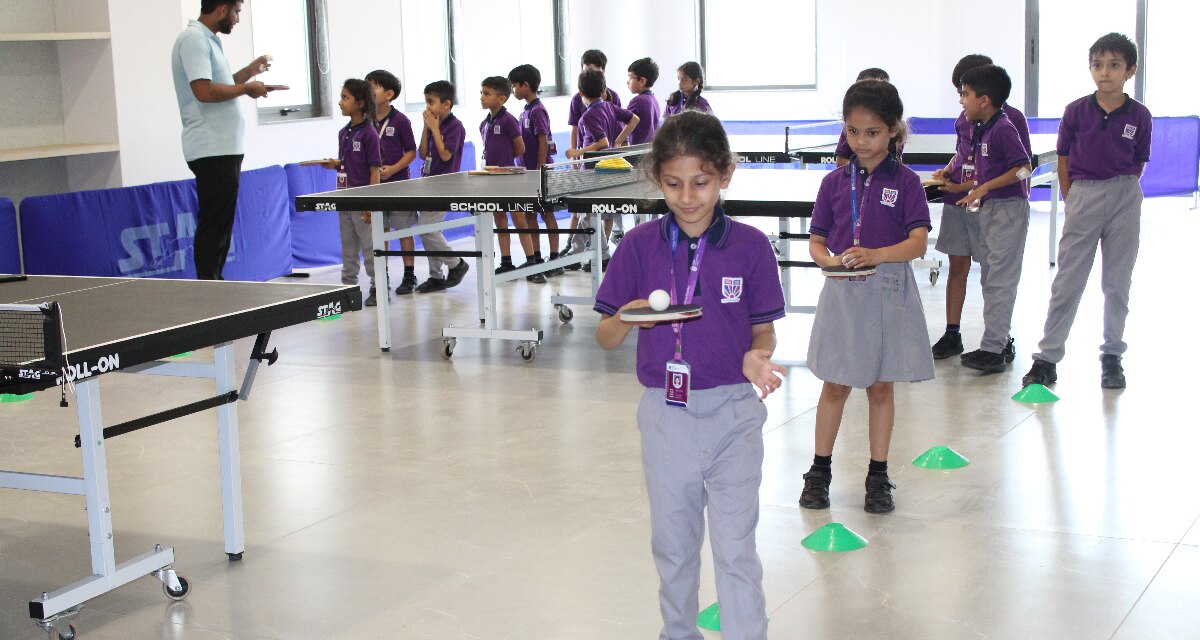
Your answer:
[557,305,574,323]
[164,576,190,601]
[55,624,77,640]
[441,339,455,360]
[929,270,940,285]
[518,344,536,363]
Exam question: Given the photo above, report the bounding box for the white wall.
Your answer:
[107,0,1030,188]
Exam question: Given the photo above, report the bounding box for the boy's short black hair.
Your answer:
[856,67,889,82]
[628,57,660,87]
[578,68,605,100]
[959,64,1012,107]
[481,76,512,98]
[424,80,455,104]
[951,54,992,88]
[365,70,401,102]
[201,0,239,13]
[508,64,542,93]
[1090,32,1138,67]
[581,49,607,70]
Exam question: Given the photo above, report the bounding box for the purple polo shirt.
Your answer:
[970,109,1029,202]
[338,120,382,188]
[480,107,521,167]
[518,99,556,168]
[945,104,1031,204]
[810,156,932,254]
[567,86,622,126]
[595,209,786,390]
[664,92,712,118]
[626,91,661,145]
[1057,94,1152,182]
[375,107,417,182]
[421,112,466,176]
[578,101,635,149]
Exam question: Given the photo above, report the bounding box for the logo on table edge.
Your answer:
[721,277,743,303]
[880,188,899,207]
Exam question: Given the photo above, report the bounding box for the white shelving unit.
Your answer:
[0,1,121,204]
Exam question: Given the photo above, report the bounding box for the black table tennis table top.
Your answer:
[1,276,360,392]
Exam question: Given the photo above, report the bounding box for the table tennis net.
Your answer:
[783,121,845,155]
[0,303,63,368]
[540,147,649,201]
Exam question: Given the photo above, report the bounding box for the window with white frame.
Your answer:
[1036,0,1137,117]
[700,0,817,90]
[401,0,454,110]
[1145,0,1198,116]
[252,0,331,122]
[458,0,564,100]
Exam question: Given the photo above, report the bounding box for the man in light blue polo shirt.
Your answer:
[172,0,275,279]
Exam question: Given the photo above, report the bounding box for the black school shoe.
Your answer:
[1101,354,1126,389]
[961,337,1015,374]
[520,258,547,283]
[415,277,448,293]
[799,467,832,510]
[394,274,418,295]
[364,288,377,307]
[446,259,470,287]
[583,257,611,273]
[931,331,964,359]
[495,261,516,275]
[1022,359,1058,386]
[864,474,896,514]
[1002,336,1016,363]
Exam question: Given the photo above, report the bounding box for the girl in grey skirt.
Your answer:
[801,80,935,514]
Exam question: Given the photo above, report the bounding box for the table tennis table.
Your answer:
[0,275,359,638]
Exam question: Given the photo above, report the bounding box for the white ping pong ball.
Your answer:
[649,289,670,311]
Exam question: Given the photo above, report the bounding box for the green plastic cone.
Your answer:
[801,522,868,552]
[316,314,342,322]
[1,393,35,403]
[1012,384,1059,403]
[697,602,721,631]
[912,445,970,470]
[167,352,194,359]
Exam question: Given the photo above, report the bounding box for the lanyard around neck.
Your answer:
[848,158,872,246]
[668,219,707,362]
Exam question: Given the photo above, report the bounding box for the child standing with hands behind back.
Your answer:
[595,111,786,640]
[801,80,934,515]
[321,79,382,305]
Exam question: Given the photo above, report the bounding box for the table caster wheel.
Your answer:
[441,339,456,360]
[517,343,536,363]
[557,305,574,323]
[929,269,940,285]
[164,575,190,601]
[227,552,243,561]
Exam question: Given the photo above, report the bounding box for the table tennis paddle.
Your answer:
[265,85,290,91]
[921,178,945,187]
[821,265,877,278]
[468,166,525,175]
[620,304,703,322]
[299,159,333,166]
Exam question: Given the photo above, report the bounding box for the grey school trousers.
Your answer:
[1034,175,1142,362]
[415,211,456,279]
[978,196,1030,353]
[338,211,376,288]
[637,384,768,640]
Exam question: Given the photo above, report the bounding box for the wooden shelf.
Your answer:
[0,32,110,42]
[0,143,119,163]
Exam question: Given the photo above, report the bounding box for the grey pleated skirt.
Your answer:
[807,262,935,388]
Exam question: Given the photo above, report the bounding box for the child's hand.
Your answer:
[957,184,989,207]
[743,349,786,399]
[422,110,439,129]
[361,212,372,224]
[566,148,581,159]
[840,246,879,268]
[618,299,658,329]
[932,168,946,181]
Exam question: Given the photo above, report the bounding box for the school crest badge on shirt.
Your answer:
[493,124,502,134]
[352,140,362,152]
[385,126,395,137]
[1122,124,1137,139]
[880,188,898,208]
[981,143,989,157]
[721,277,743,303]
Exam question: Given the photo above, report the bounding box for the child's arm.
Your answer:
[613,115,640,147]
[808,234,842,268]
[743,322,787,399]
[1057,155,1071,200]
[512,136,526,162]
[956,162,1032,207]
[418,127,430,159]
[570,125,579,150]
[536,133,549,167]
[381,151,416,181]
[370,166,381,186]
[595,299,656,349]
[567,137,610,159]
[422,111,454,161]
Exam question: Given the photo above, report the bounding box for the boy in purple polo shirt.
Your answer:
[566,49,622,150]
[509,63,564,276]
[414,80,470,293]
[595,111,785,640]
[479,76,539,280]
[955,65,1032,373]
[366,69,420,296]
[625,57,661,146]
[321,79,382,305]
[565,68,639,272]
[1022,33,1151,389]
[931,54,1032,359]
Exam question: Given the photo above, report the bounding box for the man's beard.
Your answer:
[217,15,235,34]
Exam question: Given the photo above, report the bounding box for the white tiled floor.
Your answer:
[2,197,1198,639]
